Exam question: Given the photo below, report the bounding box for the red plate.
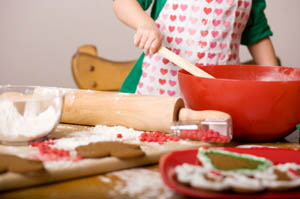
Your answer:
[159,147,300,199]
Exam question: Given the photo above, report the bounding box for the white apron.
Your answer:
[136,0,252,97]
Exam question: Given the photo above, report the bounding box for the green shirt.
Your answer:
[120,0,273,93]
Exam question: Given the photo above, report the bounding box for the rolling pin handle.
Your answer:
[178,108,231,122]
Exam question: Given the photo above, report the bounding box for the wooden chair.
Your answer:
[71,45,135,91]
[71,45,280,91]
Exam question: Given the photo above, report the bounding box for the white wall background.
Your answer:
[0,0,299,88]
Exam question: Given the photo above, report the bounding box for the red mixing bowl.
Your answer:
[178,65,300,142]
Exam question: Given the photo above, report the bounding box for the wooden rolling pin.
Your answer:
[61,90,230,133]
[61,90,184,133]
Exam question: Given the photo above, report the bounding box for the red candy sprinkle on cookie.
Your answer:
[288,168,300,177]
[210,170,223,177]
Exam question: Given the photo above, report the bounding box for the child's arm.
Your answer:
[247,37,279,66]
[113,0,163,54]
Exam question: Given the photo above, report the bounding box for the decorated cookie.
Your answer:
[257,163,300,191]
[197,148,272,175]
[75,141,145,159]
[175,163,265,193]
[174,147,300,193]
[0,153,45,174]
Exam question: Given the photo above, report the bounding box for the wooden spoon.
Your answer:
[158,46,215,78]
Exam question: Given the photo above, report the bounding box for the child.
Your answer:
[113,0,278,97]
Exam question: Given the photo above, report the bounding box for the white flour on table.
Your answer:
[52,125,144,150]
[52,125,196,151]
[99,168,176,199]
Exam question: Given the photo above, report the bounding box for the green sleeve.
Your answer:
[136,0,167,19]
[120,0,167,93]
[120,54,144,93]
[136,0,153,10]
[241,0,273,46]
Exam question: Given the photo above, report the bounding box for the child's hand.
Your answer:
[134,23,163,54]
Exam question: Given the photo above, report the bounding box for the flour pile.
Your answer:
[0,98,61,141]
[99,168,176,199]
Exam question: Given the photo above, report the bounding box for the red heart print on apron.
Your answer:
[136,0,252,97]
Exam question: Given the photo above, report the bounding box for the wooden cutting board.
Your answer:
[0,123,213,191]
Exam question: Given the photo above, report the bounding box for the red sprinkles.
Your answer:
[210,170,223,177]
[30,139,82,162]
[178,129,229,143]
[29,129,228,161]
[139,129,229,144]
[139,131,179,145]
[288,168,300,177]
